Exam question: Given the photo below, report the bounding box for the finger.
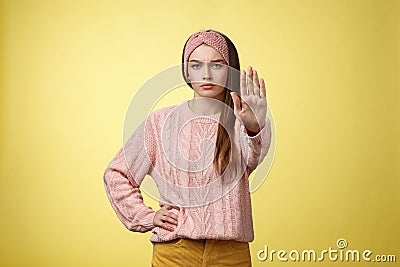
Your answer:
[253,70,260,97]
[240,69,246,96]
[160,222,175,232]
[164,215,178,225]
[260,78,267,99]
[230,92,241,115]
[166,212,179,221]
[165,205,180,211]
[247,66,253,95]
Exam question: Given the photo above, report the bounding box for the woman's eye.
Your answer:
[212,63,222,69]
[191,64,200,69]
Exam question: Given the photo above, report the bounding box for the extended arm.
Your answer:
[243,116,272,172]
[231,65,272,172]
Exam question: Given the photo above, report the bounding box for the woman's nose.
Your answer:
[203,66,212,80]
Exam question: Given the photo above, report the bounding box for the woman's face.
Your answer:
[187,44,229,101]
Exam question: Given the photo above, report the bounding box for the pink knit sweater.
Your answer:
[103,100,271,243]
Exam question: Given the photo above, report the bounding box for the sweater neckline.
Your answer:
[182,100,221,121]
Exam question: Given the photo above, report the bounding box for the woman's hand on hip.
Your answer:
[230,66,268,133]
[153,204,180,231]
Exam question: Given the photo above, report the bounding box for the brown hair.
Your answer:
[182,30,241,175]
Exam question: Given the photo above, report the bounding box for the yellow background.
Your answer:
[1,0,399,266]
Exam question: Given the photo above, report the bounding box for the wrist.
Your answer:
[246,127,260,136]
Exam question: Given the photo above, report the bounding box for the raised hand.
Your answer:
[230,66,268,133]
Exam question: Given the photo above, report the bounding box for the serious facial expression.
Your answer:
[187,44,229,101]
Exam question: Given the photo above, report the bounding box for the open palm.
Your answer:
[230,66,268,133]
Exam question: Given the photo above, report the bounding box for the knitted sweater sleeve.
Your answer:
[243,116,272,173]
[103,116,156,233]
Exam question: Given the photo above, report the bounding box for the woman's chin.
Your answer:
[193,88,225,100]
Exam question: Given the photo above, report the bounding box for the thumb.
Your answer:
[230,92,241,114]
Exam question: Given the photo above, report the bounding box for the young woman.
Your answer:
[103,30,272,266]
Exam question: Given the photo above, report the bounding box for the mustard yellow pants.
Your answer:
[151,238,252,267]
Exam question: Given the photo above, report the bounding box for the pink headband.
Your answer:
[183,30,230,80]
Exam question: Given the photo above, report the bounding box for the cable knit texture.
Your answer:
[103,100,271,243]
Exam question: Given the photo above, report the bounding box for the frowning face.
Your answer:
[187,44,229,101]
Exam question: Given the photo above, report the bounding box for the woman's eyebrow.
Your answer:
[189,59,225,63]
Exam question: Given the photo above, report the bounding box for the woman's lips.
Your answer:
[201,83,215,89]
